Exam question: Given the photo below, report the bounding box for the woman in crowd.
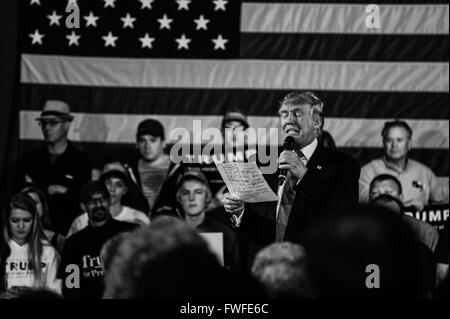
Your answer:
[0,193,61,294]
[21,185,65,255]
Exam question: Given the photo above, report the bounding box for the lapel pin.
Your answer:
[317,165,322,170]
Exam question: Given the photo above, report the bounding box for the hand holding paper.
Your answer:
[215,162,278,203]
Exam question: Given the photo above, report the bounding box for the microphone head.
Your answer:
[283,136,295,151]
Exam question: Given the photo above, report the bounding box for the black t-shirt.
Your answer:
[197,211,241,271]
[58,218,135,299]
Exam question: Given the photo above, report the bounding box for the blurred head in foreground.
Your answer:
[304,204,422,299]
[251,242,315,299]
[103,217,256,298]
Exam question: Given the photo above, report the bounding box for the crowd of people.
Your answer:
[0,92,448,299]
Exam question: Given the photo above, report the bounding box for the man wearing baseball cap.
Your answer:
[58,180,135,299]
[17,100,92,236]
[66,169,150,237]
[126,118,174,215]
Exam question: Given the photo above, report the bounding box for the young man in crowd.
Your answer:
[58,181,135,299]
[17,100,92,236]
[126,119,173,215]
[176,169,241,270]
[360,120,448,210]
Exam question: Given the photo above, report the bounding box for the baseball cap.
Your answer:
[80,181,110,204]
[36,100,74,121]
[136,119,165,139]
[100,169,130,187]
[176,169,210,190]
[221,110,249,130]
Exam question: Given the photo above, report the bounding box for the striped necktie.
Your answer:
[275,151,306,242]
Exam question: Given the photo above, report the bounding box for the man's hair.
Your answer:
[381,120,413,140]
[279,91,324,115]
[369,174,403,195]
[100,232,131,275]
[304,204,422,299]
[251,242,315,299]
[103,218,232,298]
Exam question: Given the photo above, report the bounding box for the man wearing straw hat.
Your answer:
[18,100,92,236]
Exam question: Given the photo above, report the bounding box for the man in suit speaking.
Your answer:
[224,91,360,266]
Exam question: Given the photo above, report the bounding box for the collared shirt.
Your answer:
[359,157,449,206]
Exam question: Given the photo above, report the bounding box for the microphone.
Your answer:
[278,136,295,185]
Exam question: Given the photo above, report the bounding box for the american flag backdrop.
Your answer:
[19,0,449,186]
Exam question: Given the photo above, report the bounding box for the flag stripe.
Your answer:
[250,1,450,5]
[241,3,449,35]
[21,54,449,92]
[20,84,449,119]
[241,33,449,61]
[20,111,449,149]
[17,139,449,178]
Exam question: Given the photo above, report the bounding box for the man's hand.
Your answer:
[278,150,308,180]
[223,193,244,216]
[48,184,69,195]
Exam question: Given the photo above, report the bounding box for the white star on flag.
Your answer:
[30,0,40,6]
[29,30,44,45]
[47,11,62,26]
[213,0,228,11]
[139,0,154,10]
[102,32,118,47]
[157,14,173,30]
[175,34,191,50]
[121,13,136,29]
[66,31,81,46]
[193,15,210,31]
[84,12,99,27]
[176,0,191,10]
[212,34,228,50]
[103,0,117,8]
[139,33,155,49]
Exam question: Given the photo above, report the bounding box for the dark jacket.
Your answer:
[18,142,92,236]
[236,146,361,267]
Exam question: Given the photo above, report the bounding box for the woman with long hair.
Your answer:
[21,185,65,255]
[1,192,61,294]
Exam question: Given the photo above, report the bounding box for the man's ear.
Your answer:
[312,113,322,130]
[80,203,86,212]
[123,185,129,195]
[406,138,412,151]
[63,121,72,134]
[205,188,212,204]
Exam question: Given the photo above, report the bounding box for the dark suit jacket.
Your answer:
[236,146,361,266]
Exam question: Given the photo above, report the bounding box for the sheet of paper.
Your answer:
[215,162,278,203]
[199,232,224,266]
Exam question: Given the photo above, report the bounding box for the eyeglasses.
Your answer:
[37,119,66,127]
[86,195,109,206]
